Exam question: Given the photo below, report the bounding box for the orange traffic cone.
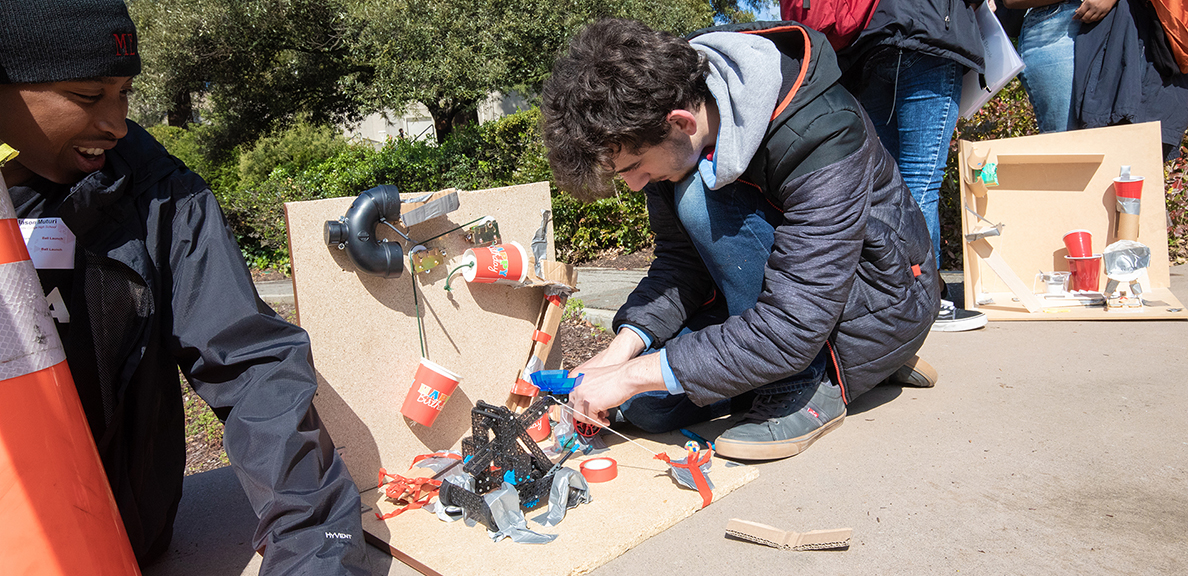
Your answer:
[0,157,141,575]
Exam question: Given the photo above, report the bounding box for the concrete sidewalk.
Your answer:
[151,266,1188,576]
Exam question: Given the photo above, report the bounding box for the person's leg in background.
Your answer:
[1017,1,1081,133]
[853,48,987,331]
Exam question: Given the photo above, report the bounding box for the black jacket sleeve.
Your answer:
[169,188,370,575]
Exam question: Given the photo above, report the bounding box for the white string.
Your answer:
[557,403,660,457]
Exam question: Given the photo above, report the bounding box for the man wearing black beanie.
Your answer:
[0,1,370,574]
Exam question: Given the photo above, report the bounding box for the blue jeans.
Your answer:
[853,50,962,271]
[618,173,828,433]
[1018,1,1080,133]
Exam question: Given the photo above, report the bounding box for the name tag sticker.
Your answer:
[19,218,76,270]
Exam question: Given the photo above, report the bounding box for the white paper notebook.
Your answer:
[960,2,1026,119]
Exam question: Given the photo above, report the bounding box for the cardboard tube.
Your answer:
[1116,212,1140,242]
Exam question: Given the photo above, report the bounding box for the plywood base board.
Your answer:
[973,288,1187,320]
[362,432,759,576]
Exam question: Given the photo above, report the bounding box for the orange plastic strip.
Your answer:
[546,294,564,308]
[741,26,812,121]
[532,330,553,345]
[511,378,539,397]
[0,219,31,266]
[654,451,714,508]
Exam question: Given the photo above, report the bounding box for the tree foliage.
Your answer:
[129,0,370,153]
[357,0,714,142]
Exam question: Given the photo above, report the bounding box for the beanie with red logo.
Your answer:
[0,0,141,84]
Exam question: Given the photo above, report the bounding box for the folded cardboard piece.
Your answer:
[725,519,852,551]
[958,122,1188,320]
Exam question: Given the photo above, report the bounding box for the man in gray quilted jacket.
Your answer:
[541,18,941,460]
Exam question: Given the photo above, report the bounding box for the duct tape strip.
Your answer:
[401,190,460,227]
[580,457,617,483]
[1116,197,1141,215]
[532,330,552,344]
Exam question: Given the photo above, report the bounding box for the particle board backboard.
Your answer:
[958,122,1187,320]
[284,182,561,489]
[362,429,759,576]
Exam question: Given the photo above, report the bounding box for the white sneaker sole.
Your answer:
[930,313,988,332]
[714,411,846,461]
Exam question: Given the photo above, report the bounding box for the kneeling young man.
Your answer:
[541,19,940,460]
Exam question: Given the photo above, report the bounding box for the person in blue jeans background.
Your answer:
[839,0,990,332]
[1004,0,1186,163]
[1005,0,1117,133]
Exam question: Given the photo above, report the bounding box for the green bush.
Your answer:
[1167,137,1188,265]
[237,120,353,191]
[552,184,652,263]
[153,108,655,270]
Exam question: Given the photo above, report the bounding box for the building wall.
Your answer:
[344,92,530,147]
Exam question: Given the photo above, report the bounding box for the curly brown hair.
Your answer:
[541,19,710,201]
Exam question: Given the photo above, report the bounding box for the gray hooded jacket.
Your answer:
[612,22,940,405]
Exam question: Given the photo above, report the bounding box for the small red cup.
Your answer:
[1065,255,1102,292]
[1063,229,1093,258]
[1113,176,1144,200]
[526,414,551,442]
[401,358,461,427]
[462,241,528,284]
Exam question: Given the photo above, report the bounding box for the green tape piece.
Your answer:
[978,163,999,186]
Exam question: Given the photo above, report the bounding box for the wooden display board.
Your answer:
[958,122,1188,320]
[286,183,759,575]
[285,183,558,488]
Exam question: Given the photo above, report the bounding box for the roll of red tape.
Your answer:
[580,457,618,483]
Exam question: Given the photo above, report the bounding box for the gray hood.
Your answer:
[689,32,783,189]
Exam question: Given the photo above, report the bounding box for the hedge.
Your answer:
[150,97,1188,273]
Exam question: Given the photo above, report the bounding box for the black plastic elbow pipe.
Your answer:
[325,184,405,278]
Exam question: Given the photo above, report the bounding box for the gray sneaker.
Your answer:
[714,381,846,461]
[886,355,938,388]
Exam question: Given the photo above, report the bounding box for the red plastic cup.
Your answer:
[1065,255,1102,292]
[401,358,460,427]
[1113,176,1144,200]
[462,241,528,284]
[1063,229,1093,258]
[526,414,551,442]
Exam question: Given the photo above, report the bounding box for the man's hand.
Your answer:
[1074,0,1118,23]
[568,353,665,426]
